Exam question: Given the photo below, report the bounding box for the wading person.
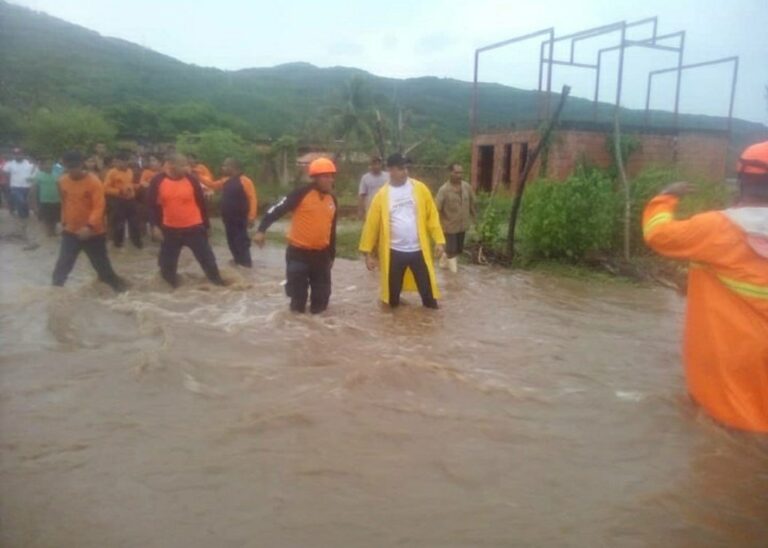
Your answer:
[357,154,387,219]
[643,140,768,433]
[201,158,258,268]
[52,151,127,292]
[359,153,445,309]
[146,153,225,288]
[31,158,61,237]
[435,162,476,273]
[253,158,337,314]
[2,148,37,245]
[104,151,143,249]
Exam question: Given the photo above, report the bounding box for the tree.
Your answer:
[0,104,23,146]
[24,106,116,158]
[104,102,165,142]
[177,129,251,179]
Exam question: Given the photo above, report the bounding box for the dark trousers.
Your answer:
[445,232,466,258]
[223,217,252,267]
[159,225,223,287]
[109,198,142,248]
[389,249,438,308]
[52,232,123,290]
[285,245,332,314]
[0,186,8,210]
[38,202,61,236]
[10,187,30,219]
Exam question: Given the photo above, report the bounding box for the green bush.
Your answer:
[520,168,619,260]
[177,129,255,180]
[473,193,512,251]
[24,106,116,158]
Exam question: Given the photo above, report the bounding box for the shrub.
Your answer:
[473,193,512,251]
[519,168,619,260]
[177,129,255,180]
[24,106,116,158]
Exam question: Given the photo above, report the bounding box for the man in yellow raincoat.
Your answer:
[359,153,445,308]
[643,140,768,433]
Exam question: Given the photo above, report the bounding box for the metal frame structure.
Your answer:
[471,28,554,136]
[646,56,739,132]
[471,17,739,136]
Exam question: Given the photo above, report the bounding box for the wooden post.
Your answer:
[613,111,631,261]
[506,85,571,259]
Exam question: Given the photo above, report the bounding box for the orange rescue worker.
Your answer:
[642,140,768,433]
[201,158,258,267]
[253,158,337,313]
[146,153,225,288]
[52,151,127,292]
[140,155,163,187]
[103,151,142,248]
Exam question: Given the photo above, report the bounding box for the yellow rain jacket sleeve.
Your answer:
[359,179,446,304]
[643,194,768,433]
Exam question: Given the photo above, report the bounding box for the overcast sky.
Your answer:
[13,0,768,124]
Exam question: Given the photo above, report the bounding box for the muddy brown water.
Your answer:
[1,214,767,548]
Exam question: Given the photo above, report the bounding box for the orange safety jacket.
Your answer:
[643,194,768,433]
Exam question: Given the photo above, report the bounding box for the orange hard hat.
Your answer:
[308,157,336,177]
[737,140,768,176]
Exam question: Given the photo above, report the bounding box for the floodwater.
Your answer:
[1,212,767,548]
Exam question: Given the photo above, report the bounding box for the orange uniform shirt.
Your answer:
[104,168,136,199]
[288,189,336,250]
[643,194,768,433]
[157,177,204,229]
[258,185,338,258]
[140,168,160,186]
[191,163,213,184]
[58,173,107,235]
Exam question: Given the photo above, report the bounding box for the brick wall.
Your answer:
[472,129,729,191]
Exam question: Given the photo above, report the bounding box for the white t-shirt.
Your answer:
[389,180,421,252]
[2,159,37,189]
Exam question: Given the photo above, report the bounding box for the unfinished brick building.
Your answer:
[470,18,740,193]
[471,122,730,192]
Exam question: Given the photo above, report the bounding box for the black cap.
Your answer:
[386,152,410,168]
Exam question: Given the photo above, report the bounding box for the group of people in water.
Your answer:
[3,138,768,434]
[2,146,477,314]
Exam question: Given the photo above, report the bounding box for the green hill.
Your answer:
[1,0,765,150]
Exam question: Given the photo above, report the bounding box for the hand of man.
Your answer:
[435,244,446,258]
[151,226,164,241]
[76,226,93,240]
[661,182,696,197]
[365,254,378,271]
[253,231,266,248]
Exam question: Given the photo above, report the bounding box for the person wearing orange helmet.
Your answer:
[642,140,768,433]
[253,157,338,313]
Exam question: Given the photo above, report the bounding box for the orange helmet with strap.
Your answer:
[737,141,768,176]
[308,158,337,177]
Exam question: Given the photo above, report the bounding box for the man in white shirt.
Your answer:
[2,148,37,219]
[361,153,445,309]
[357,155,388,219]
